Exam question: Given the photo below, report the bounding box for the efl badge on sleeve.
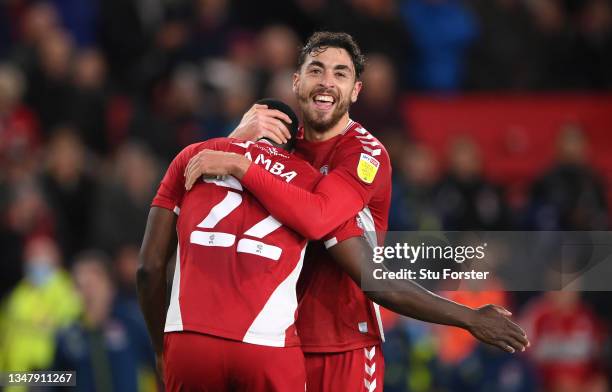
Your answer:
[357,153,380,184]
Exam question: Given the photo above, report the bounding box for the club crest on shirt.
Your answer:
[357,153,379,184]
[320,165,329,175]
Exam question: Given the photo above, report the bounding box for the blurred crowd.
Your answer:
[0,0,611,391]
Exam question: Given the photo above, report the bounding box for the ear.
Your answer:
[350,80,362,103]
[292,72,300,94]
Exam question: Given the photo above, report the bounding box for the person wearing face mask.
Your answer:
[0,236,81,374]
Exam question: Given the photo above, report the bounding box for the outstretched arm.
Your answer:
[184,150,365,240]
[137,207,177,362]
[328,236,530,354]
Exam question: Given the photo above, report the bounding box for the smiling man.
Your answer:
[183,32,390,391]
[183,32,526,391]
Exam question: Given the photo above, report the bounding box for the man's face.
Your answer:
[293,47,362,133]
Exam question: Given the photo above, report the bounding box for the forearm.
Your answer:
[137,207,177,355]
[329,237,476,329]
[234,162,363,239]
[369,282,475,329]
[136,263,167,355]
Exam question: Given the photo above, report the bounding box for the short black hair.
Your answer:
[297,31,366,79]
[255,98,299,151]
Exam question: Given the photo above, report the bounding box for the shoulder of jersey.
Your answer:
[230,139,293,159]
[340,122,388,159]
[340,122,389,184]
[183,137,229,153]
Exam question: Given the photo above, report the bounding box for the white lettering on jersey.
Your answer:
[279,171,297,182]
[255,154,273,170]
[248,153,297,183]
[270,162,284,175]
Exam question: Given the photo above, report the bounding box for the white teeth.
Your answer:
[314,95,334,103]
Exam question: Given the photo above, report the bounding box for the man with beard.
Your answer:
[184,32,527,391]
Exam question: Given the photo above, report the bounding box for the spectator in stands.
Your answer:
[382,318,442,392]
[98,0,160,91]
[0,63,41,182]
[0,236,81,372]
[264,69,298,112]
[435,136,510,230]
[26,28,74,135]
[573,0,612,89]
[4,180,55,242]
[47,0,98,48]
[521,288,609,392]
[351,53,405,139]
[184,0,238,61]
[525,0,579,89]
[400,0,478,91]
[382,134,414,231]
[91,142,159,254]
[113,245,140,307]
[130,67,207,160]
[448,343,539,392]
[67,48,110,155]
[201,56,256,134]
[254,25,299,98]
[53,251,155,392]
[0,180,55,298]
[0,4,10,58]
[40,127,97,262]
[466,0,539,90]
[393,142,443,231]
[529,124,608,230]
[9,2,61,80]
[324,0,409,75]
[130,14,192,95]
[113,244,151,340]
[0,225,23,300]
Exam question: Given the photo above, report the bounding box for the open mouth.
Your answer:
[312,94,336,110]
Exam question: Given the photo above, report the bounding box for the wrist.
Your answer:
[458,306,478,330]
[229,155,251,179]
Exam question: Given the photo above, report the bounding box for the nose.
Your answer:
[320,69,335,89]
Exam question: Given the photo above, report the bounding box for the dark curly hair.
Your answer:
[297,31,366,79]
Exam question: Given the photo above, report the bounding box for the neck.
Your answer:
[303,113,351,142]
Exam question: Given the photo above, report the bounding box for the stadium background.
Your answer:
[0,0,611,391]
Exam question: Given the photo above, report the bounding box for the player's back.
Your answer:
[154,138,321,348]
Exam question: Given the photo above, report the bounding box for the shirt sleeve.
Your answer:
[240,142,390,240]
[151,151,188,213]
[328,137,391,205]
[322,216,364,249]
[152,140,224,212]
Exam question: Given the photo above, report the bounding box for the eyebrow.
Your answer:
[306,61,353,74]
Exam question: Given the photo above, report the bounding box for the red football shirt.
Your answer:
[521,295,606,390]
[239,120,392,352]
[151,138,361,348]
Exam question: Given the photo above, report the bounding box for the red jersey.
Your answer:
[521,295,606,389]
[239,120,392,352]
[152,138,361,348]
